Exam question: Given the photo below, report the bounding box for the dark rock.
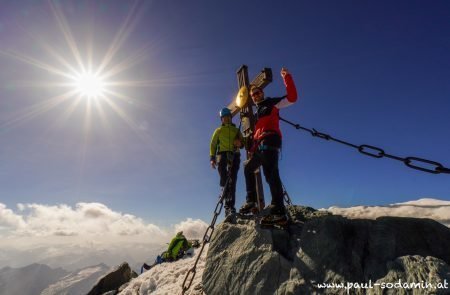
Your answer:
[368,256,450,295]
[87,262,137,295]
[202,205,450,294]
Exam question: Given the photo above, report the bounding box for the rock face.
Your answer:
[202,206,450,294]
[87,262,137,295]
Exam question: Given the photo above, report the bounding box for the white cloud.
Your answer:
[173,218,209,240]
[0,202,208,270]
[0,203,26,230]
[7,202,167,240]
[324,198,450,227]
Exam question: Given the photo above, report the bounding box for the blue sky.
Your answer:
[0,0,449,226]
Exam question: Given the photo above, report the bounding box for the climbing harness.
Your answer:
[279,116,450,175]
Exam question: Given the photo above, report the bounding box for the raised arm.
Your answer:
[276,67,299,109]
[281,67,298,103]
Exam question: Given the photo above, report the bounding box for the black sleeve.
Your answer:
[267,96,287,106]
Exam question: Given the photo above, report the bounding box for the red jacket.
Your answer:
[253,73,298,143]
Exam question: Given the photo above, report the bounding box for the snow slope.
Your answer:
[119,245,208,295]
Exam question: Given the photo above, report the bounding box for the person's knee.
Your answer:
[268,175,281,187]
[263,166,275,180]
[232,165,240,175]
[218,164,227,175]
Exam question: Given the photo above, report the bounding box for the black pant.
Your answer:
[217,152,240,209]
[244,148,284,208]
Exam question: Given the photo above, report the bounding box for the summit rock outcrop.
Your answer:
[202,206,450,294]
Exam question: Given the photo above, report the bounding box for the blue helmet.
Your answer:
[219,107,232,118]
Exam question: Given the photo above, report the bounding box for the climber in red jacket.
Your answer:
[239,67,298,224]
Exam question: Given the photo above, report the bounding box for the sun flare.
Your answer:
[0,0,158,139]
[73,71,105,99]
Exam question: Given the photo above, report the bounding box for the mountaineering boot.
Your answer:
[260,205,288,227]
[224,207,230,218]
[260,213,288,226]
[264,204,277,212]
[141,263,151,274]
[239,202,257,215]
[269,204,286,215]
[224,207,236,223]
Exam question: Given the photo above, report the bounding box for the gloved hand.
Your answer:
[281,67,289,78]
[234,138,242,148]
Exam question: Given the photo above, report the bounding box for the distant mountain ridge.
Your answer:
[0,263,110,295]
[0,243,163,272]
[41,263,110,295]
[0,264,68,295]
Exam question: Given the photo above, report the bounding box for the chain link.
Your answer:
[181,158,235,294]
[358,145,385,158]
[180,187,225,294]
[279,117,450,175]
[404,157,445,174]
[282,182,292,206]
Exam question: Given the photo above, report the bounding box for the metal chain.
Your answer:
[281,182,293,206]
[181,159,234,294]
[279,117,450,175]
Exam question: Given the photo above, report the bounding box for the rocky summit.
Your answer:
[202,205,450,294]
[87,262,137,295]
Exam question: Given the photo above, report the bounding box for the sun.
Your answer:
[73,71,105,99]
[0,1,159,137]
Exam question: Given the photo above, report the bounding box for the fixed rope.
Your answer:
[279,116,450,175]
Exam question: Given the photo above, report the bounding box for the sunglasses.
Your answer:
[251,90,262,97]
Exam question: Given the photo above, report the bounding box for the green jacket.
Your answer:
[163,233,192,261]
[209,123,243,159]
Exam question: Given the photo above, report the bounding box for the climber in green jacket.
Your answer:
[141,231,192,273]
[210,107,244,222]
[163,231,192,261]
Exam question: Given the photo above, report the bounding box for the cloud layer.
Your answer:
[0,202,208,270]
[1,202,167,241]
[2,198,448,270]
[325,198,450,227]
